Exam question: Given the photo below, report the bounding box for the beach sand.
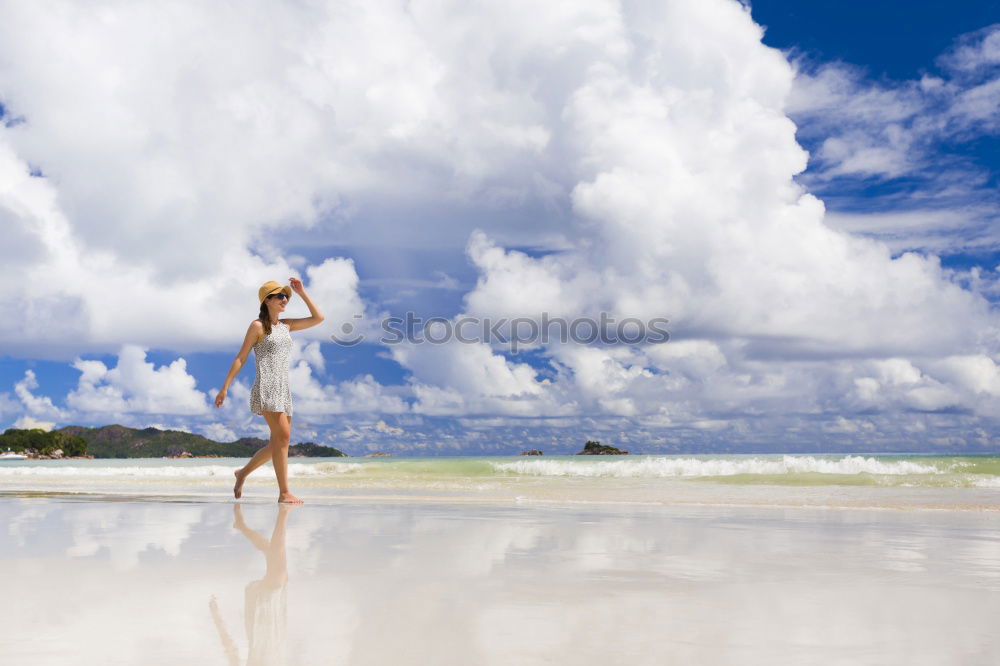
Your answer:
[1,493,999,665]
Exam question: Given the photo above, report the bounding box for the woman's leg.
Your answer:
[234,443,274,498]
[263,411,302,504]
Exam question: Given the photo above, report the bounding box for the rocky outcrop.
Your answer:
[576,440,629,455]
[519,449,544,456]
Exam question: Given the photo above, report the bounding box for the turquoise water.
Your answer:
[2,454,999,509]
[2,453,999,485]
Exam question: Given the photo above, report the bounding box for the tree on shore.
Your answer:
[1,428,88,457]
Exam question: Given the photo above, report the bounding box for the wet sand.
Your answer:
[1,495,999,665]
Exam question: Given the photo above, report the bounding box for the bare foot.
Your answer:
[278,492,304,504]
[234,469,247,499]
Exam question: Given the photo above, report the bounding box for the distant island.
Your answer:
[0,425,347,459]
[577,440,629,455]
[1,427,629,459]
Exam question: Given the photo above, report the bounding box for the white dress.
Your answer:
[245,580,288,666]
[249,321,293,417]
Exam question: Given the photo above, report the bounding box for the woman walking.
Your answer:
[215,278,324,504]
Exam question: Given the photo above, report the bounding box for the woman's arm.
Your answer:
[283,276,325,332]
[214,321,263,408]
[208,596,240,666]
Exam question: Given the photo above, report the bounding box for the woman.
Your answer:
[215,278,324,504]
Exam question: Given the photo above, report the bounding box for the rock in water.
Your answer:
[576,440,629,455]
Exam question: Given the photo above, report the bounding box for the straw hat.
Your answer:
[258,280,292,304]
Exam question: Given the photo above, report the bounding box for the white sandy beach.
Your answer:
[2,486,999,665]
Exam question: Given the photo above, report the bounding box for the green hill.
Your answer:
[0,425,347,459]
[0,428,87,457]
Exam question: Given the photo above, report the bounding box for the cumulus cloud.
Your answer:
[289,362,410,417]
[201,422,237,442]
[13,415,55,431]
[0,125,365,357]
[296,259,368,347]
[437,6,999,439]
[14,370,69,421]
[388,338,572,417]
[67,345,209,415]
[1,0,998,450]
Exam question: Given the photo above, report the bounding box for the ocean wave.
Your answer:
[3,457,994,488]
[289,462,364,476]
[490,456,949,478]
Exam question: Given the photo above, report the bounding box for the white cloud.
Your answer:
[14,370,68,421]
[294,339,326,375]
[0,127,366,357]
[67,345,209,415]
[927,355,1000,396]
[643,340,727,381]
[0,1,998,449]
[940,25,1000,72]
[783,25,1000,253]
[295,259,367,349]
[288,360,410,417]
[789,26,1000,180]
[388,339,571,417]
[786,63,924,179]
[201,422,237,442]
[822,208,999,255]
[374,420,404,435]
[848,359,961,413]
[13,415,54,431]
[140,423,191,433]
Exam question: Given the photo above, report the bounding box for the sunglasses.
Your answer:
[267,292,289,300]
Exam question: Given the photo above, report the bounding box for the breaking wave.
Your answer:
[490,455,951,478]
[1,456,996,492]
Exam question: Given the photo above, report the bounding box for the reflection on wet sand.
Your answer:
[1,498,999,665]
[210,504,297,666]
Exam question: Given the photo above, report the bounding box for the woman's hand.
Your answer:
[283,277,324,332]
[214,389,226,408]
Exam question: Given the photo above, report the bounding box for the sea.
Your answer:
[2,453,999,509]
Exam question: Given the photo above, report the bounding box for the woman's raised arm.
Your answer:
[283,276,325,332]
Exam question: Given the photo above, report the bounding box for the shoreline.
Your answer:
[2,486,998,513]
[2,454,998,512]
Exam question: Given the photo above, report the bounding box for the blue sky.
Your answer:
[753,1,1000,266]
[1,0,998,454]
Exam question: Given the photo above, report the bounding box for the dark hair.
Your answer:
[258,302,272,336]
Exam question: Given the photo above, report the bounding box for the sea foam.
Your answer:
[490,455,949,478]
